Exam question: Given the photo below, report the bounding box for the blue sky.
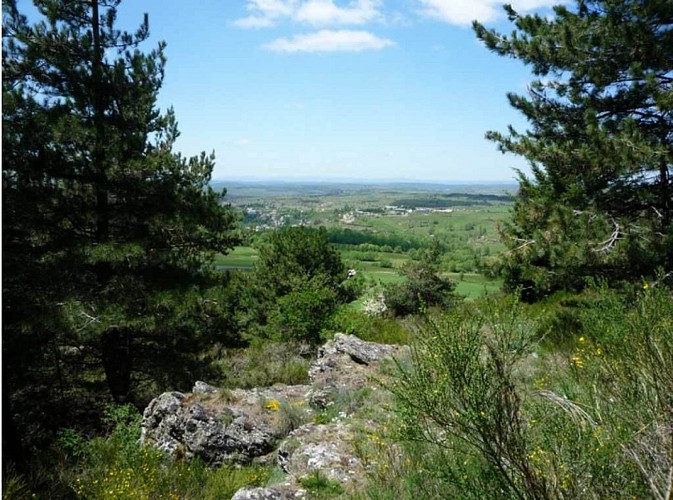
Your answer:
[31,0,565,182]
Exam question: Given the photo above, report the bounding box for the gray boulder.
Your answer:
[140,392,275,465]
[231,487,285,500]
[231,482,306,500]
[141,384,313,466]
[141,335,407,498]
[308,333,407,409]
[314,333,401,366]
[192,380,219,394]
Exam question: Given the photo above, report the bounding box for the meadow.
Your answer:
[216,181,511,302]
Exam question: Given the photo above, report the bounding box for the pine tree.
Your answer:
[383,240,456,316]
[474,0,673,299]
[2,0,239,460]
[248,226,347,343]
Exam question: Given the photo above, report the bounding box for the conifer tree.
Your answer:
[2,0,238,460]
[246,226,347,343]
[474,0,672,299]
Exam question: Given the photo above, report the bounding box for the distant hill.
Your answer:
[210,180,518,201]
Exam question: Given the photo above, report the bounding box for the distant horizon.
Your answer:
[212,176,520,186]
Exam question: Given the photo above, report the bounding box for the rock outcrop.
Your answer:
[278,422,365,488]
[140,334,406,498]
[308,333,407,409]
[141,384,312,466]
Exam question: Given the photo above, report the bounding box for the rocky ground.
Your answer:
[141,334,409,499]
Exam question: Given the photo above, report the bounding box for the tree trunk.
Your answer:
[101,328,132,403]
[660,159,671,230]
[91,0,109,244]
[2,389,27,473]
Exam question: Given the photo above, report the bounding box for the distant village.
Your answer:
[240,204,457,231]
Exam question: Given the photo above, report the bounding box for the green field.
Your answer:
[216,246,502,302]
[451,273,502,299]
[214,246,259,268]
[215,182,511,302]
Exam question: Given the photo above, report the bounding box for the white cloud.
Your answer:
[419,0,560,26]
[234,16,276,28]
[236,138,251,146]
[234,0,383,28]
[264,29,394,52]
[251,0,296,18]
[295,0,381,26]
[234,0,296,27]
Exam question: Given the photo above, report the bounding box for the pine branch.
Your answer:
[593,218,621,253]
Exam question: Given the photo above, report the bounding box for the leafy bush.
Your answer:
[384,242,456,316]
[388,286,672,499]
[239,226,353,344]
[255,226,345,298]
[339,271,366,303]
[268,275,339,344]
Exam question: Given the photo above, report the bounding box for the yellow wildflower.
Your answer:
[265,399,281,411]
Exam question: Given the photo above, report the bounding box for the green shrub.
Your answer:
[213,341,310,389]
[383,242,456,317]
[575,282,673,499]
[71,404,272,499]
[388,288,671,499]
[56,428,86,462]
[2,465,33,500]
[327,307,411,345]
[268,275,339,344]
[313,387,374,424]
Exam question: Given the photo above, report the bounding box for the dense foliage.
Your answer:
[326,227,431,252]
[2,0,238,470]
[378,283,673,499]
[383,241,456,316]
[237,226,352,344]
[475,0,673,299]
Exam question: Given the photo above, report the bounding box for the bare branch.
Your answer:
[506,237,536,255]
[593,218,621,253]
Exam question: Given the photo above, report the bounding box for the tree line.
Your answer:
[326,227,431,251]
